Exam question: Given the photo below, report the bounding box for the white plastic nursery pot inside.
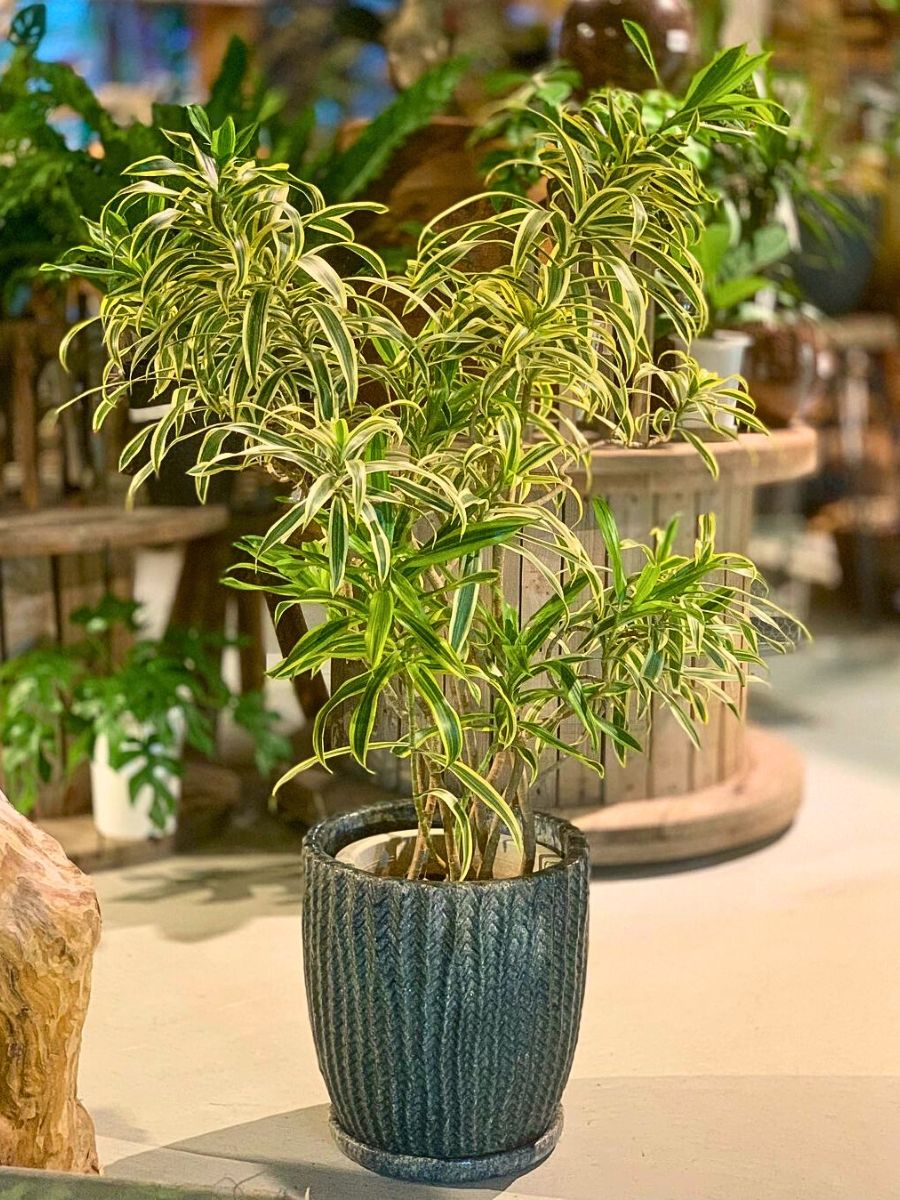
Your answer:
[335,826,562,878]
[90,724,182,842]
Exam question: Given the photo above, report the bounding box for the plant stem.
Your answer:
[518,775,536,877]
[405,677,442,881]
[407,790,438,881]
[479,815,501,880]
[490,543,503,621]
[438,795,461,881]
[478,751,527,880]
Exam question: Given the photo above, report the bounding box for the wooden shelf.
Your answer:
[0,505,228,559]
[37,763,241,873]
[574,426,819,494]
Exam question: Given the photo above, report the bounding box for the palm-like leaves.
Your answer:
[57,49,794,879]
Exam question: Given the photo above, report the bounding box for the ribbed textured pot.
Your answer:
[302,801,590,1183]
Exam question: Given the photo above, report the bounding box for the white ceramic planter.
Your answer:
[91,721,182,842]
[690,330,752,378]
[689,331,752,431]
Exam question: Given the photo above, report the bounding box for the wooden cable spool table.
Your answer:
[360,427,819,867]
[559,427,817,864]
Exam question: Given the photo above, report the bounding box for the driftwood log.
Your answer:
[0,794,100,1173]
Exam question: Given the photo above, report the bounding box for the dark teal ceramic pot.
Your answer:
[301,801,590,1183]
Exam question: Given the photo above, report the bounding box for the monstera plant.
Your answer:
[56,42,788,1182]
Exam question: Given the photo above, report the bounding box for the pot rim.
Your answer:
[303,799,588,891]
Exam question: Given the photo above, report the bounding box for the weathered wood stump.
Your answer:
[0,794,100,1173]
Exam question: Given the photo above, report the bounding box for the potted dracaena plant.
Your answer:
[54,53,789,1179]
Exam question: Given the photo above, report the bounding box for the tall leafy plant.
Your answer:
[473,38,778,452]
[57,55,791,881]
[481,33,848,333]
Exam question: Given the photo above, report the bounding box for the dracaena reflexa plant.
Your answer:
[56,87,790,880]
[476,37,784,463]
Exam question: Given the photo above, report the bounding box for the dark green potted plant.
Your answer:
[0,596,288,840]
[57,65,788,1174]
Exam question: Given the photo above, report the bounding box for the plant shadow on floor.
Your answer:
[98,857,303,944]
[98,1077,900,1200]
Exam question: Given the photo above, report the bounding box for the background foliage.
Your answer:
[0,596,289,826]
[0,3,463,313]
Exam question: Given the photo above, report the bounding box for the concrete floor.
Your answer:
[77,623,900,1200]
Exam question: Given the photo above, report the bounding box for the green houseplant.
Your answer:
[56,45,789,1176]
[0,2,461,506]
[0,3,463,314]
[0,596,288,839]
[474,32,778,446]
[638,61,847,409]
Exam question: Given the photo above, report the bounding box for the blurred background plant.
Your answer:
[0,2,464,315]
[0,595,290,826]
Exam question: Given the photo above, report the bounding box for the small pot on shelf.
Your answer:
[689,330,752,380]
[686,330,752,430]
[90,715,183,842]
[301,801,590,1184]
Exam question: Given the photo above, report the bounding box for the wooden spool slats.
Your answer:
[597,486,653,809]
[646,485,696,803]
[554,490,601,809]
[518,525,564,811]
[718,482,755,783]
[690,480,725,792]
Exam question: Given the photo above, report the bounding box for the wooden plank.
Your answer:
[9,325,40,510]
[600,487,653,806]
[690,481,725,790]
[235,588,266,695]
[555,490,604,811]
[648,487,696,799]
[572,427,818,494]
[519,517,565,810]
[718,484,755,782]
[0,505,228,558]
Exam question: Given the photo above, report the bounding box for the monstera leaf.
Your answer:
[9,3,45,50]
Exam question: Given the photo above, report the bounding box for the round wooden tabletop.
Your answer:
[574,426,818,494]
[0,504,229,559]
